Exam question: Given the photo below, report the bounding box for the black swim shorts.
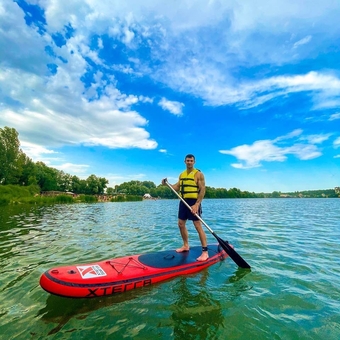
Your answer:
[178,198,202,221]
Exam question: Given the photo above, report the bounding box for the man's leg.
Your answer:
[193,220,209,261]
[176,219,190,252]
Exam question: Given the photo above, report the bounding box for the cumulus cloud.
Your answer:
[0,13,157,157]
[0,1,158,158]
[219,130,327,169]
[20,141,58,163]
[221,140,287,169]
[158,98,184,116]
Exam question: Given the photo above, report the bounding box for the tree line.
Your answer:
[112,180,259,198]
[113,181,338,198]
[1,126,337,199]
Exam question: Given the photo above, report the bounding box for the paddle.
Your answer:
[164,180,251,269]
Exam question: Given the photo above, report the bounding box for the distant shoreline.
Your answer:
[0,184,338,207]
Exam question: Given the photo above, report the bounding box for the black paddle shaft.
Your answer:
[165,180,251,269]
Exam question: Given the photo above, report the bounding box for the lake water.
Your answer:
[0,199,339,339]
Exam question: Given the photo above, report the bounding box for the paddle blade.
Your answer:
[213,233,251,269]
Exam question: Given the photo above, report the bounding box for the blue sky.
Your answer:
[1,0,340,193]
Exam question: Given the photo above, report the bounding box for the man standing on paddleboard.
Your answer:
[162,154,209,261]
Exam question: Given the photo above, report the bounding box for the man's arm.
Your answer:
[195,172,206,205]
[190,172,205,214]
[172,180,180,191]
[162,178,180,191]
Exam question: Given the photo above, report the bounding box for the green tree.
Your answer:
[215,188,228,198]
[35,162,59,191]
[154,185,177,198]
[0,126,22,184]
[98,177,109,194]
[85,174,98,194]
[106,187,115,195]
[205,186,217,198]
[79,179,88,194]
[141,181,156,190]
[57,171,73,192]
[228,187,242,198]
[271,191,281,198]
[85,175,108,195]
[17,153,37,186]
[70,175,82,193]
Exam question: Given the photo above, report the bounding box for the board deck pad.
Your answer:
[139,244,221,268]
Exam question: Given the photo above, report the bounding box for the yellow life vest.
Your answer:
[179,169,200,199]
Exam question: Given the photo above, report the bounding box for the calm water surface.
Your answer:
[0,199,339,339]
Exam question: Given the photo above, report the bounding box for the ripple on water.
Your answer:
[0,199,339,339]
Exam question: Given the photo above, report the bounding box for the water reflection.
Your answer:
[37,286,155,335]
[170,271,224,340]
[226,268,251,284]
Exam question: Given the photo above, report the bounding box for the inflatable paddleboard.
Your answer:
[40,243,228,298]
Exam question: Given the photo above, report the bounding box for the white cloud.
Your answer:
[329,113,340,121]
[0,64,157,151]
[0,1,52,74]
[138,95,154,104]
[221,140,287,169]
[285,144,321,160]
[123,28,135,44]
[293,35,312,49]
[3,1,340,116]
[20,142,91,178]
[334,137,340,148]
[20,0,340,111]
[158,98,184,116]
[160,67,340,109]
[54,163,90,174]
[300,134,332,145]
[20,141,58,162]
[0,1,159,155]
[219,130,325,169]
[274,129,303,142]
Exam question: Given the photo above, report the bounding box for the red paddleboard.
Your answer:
[40,243,228,298]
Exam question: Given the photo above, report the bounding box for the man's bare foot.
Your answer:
[176,246,190,253]
[196,252,209,261]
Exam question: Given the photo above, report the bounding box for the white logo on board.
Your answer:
[77,265,107,279]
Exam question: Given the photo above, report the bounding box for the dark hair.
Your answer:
[185,154,195,160]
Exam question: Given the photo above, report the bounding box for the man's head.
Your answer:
[185,154,195,161]
[184,154,195,168]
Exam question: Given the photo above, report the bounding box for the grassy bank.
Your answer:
[0,184,40,206]
[0,185,142,206]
